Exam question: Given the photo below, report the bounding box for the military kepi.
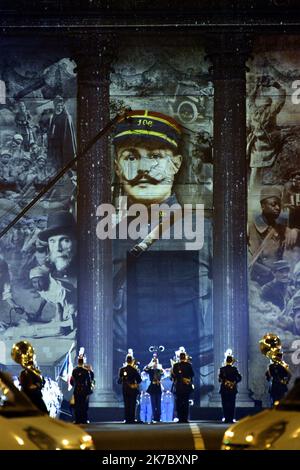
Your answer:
[113,110,182,150]
[260,186,282,202]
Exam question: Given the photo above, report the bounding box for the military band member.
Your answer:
[70,355,92,424]
[219,354,241,423]
[19,363,48,414]
[171,352,194,423]
[144,356,163,423]
[118,354,142,424]
[266,351,291,406]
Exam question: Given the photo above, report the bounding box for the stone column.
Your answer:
[207,34,254,406]
[75,34,119,406]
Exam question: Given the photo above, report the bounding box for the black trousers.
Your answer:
[123,389,138,423]
[74,394,89,424]
[150,392,162,421]
[176,393,190,423]
[221,391,236,423]
[270,383,288,406]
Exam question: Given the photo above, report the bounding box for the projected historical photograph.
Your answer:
[110,44,214,406]
[247,36,300,405]
[0,48,77,369]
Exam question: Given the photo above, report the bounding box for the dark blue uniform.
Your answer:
[70,365,92,424]
[144,367,163,422]
[219,365,242,423]
[266,362,291,406]
[19,368,48,413]
[172,360,194,423]
[118,364,142,423]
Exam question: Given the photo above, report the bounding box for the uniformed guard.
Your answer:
[70,354,92,424]
[171,352,194,423]
[218,351,242,423]
[118,353,142,424]
[144,355,164,423]
[266,351,291,406]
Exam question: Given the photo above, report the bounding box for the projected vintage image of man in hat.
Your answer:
[32,211,77,335]
[111,110,214,407]
[248,185,299,285]
[113,110,183,207]
[261,260,294,311]
[38,210,77,287]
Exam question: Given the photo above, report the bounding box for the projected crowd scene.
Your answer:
[248,36,300,405]
[0,49,77,372]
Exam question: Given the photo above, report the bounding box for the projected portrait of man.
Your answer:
[38,210,77,287]
[111,110,213,405]
[32,211,78,335]
[114,110,183,206]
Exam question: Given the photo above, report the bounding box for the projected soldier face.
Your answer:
[261,197,281,220]
[115,142,182,205]
[291,174,300,192]
[31,275,50,292]
[48,234,76,272]
[1,154,10,165]
[30,144,39,155]
[274,267,290,284]
[12,137,23,149]
[19,101,26,112]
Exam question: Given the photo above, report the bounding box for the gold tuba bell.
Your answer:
[11,340,42,379]
[259,333,290,372]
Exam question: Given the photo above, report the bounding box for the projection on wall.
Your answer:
[109,44,214,405]
[0,47,77,373]
[247,36,300,405]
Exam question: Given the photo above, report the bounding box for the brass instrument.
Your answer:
[11,340,42,379]
[149,345,165,354]
[259,333,290,373]
[223,379,236,390]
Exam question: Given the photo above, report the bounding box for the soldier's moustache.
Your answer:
[125,172,163,186]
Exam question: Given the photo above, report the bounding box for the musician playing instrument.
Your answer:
[12,341,48,413]
[144,354,164,423]
[266,351,291,406]
[218,351,242,423]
